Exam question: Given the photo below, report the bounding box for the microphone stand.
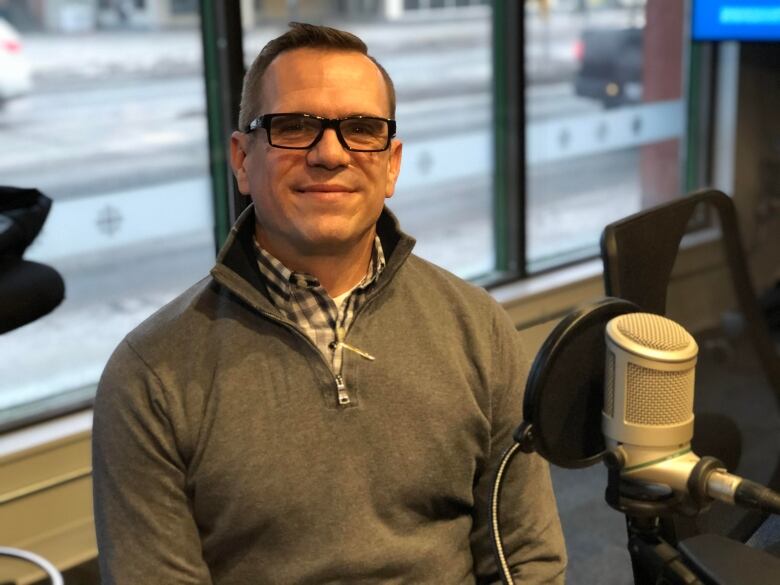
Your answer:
[604,449,780,585]
[604,453,705,585]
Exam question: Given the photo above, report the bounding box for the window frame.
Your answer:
[201,0,247,251]
[486,0,527,286]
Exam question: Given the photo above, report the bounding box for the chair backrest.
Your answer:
[1,186,65,333]
[0,258,65,334]
[600,188,780,398]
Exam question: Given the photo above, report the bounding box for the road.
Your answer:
[0,40,638,278]
[0,59,615,276]
[0,54,599,198]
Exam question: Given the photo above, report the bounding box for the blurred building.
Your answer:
[0,0,489,32]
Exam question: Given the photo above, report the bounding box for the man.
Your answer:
[93,22,566,584]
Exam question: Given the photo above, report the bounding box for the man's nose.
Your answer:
[306,128,351,169]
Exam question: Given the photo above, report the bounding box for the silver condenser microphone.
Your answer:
[602,312,780,513]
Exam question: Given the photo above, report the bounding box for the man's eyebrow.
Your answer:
[343,112,388,118]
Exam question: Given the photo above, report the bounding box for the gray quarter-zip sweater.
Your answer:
[92,206,566,584]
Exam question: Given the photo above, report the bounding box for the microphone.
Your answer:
[602,312,780,514]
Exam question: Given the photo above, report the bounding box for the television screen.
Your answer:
[692,0,780,41]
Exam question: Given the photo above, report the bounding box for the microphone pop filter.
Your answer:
[518,297,640,468]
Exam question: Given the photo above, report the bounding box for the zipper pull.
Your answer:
[329,327,376,362]
[335,374,350,406]
[339,341,375,361]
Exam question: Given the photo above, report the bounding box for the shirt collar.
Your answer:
[254,236,386,301]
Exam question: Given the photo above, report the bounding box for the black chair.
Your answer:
[600,188,780,399]
[0,186,65,334]
[599,188,780,545]
[0,190,66,582]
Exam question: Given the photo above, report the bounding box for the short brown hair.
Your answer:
[238,22,396,131]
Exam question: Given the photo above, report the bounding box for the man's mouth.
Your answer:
[297,184,354,194]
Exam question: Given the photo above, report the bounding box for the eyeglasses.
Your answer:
[245,113,397,152]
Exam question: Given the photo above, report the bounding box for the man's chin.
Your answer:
[301,235,363,256]
[299,226,376,256]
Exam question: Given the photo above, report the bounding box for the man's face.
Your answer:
[230,48,402,263]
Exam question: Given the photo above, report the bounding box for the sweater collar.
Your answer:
[210,204,416,315]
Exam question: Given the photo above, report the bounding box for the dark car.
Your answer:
[573,26,643,108]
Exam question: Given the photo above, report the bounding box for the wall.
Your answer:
[734,43,780,295]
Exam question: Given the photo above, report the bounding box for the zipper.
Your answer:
[254,313,362,408]
[249,307,350,408]
[335,374,350,406]
[221,280,375,409]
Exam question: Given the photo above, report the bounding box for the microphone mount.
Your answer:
[603,447,690,518]
[603,445,780,585]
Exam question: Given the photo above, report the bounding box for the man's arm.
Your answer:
[92,340,212,584]
[471,309,567,585]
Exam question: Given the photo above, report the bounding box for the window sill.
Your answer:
[0,411,94,585]
[492,258,606,329]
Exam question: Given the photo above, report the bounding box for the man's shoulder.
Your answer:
[123,276,217,353]
[96,276,224,403]
[401,254,499,312]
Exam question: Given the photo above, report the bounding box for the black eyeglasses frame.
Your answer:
[245,113,397,153]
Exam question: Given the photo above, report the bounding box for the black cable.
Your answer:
[735,480,780,515]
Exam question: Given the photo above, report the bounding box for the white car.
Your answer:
[0,17,32,107]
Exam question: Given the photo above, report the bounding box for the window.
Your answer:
[0,0,699,431]
[1,0,499,430]
[0,3,214,430]
[525,0,690,272]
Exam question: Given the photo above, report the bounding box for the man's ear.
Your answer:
[384,139,403,199]
[230,131,252,195]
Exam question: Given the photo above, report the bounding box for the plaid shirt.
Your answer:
[255,236,386,376]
